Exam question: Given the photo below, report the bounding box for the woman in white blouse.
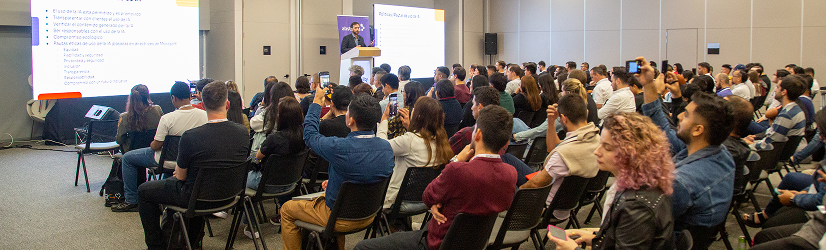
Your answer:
[377,96,454,208]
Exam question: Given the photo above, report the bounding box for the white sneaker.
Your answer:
[213,211,228,219]
[243,225,260,239]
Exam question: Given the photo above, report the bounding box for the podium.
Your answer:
[340,47,381,85]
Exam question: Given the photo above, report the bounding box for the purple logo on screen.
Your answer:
[337,15,371,54]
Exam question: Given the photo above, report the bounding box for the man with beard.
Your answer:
[341,22,371,54]
[638,57,736,249]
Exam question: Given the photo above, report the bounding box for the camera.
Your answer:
[626,60,641,74]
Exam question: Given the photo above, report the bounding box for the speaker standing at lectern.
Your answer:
[341,22,373,54]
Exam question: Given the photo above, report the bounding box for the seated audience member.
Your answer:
[567,70,601,125]
[227,90,250,133]
[722,95,756,195]
[137,81,249,249]
[434,79,463,137]
[294,76,313,103]
[191,78,214,110]
[280,93,394,250]
[451,67,471,105]
[397,65,412,92]
[379,73,403,112]
[590,67,613,108]
[504,64,524,95]
[354,105,517,250]
[670,83,702,125]
[731,69,752,100]
[550,112,675,250]
[352,83,374,96]
[798,74,816,123]
[513,75,547,119]
[387,82,425,139]
[597,70,637,120]
[749,174,826,250]
[349,75,364,89]
[427,66,451,98]
[520,94,600,221]
[490,73,516,114]
[747,75,808,152]
[638,57,735,247]
[512,76,581,143]
[371,69,387,100]
[242,97,306,237]
[378,96,452,208]
[116,84,163,153]
[349,65,364,79]
[715,73,733,97]
[250,76,278,116]
[113,82,207,212]
[250,82,294,156]
[459,75,491,129]
[319,85,354,138]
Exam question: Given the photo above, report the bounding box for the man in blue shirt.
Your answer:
[280,90,394,250]
[637,57,736,248]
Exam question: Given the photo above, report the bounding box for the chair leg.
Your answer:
[530,229,543,250]
[173,212,193,250]
[766,178,778,200]
[242,200,262,250]
[258,200,268,224]
[732,206,753,246]
[81,153,90,192]
[225,206,242,250]
[245,197,267,250]
[718,223,733,250]
[748,190,763,213]
[75,152,82,186]
[206,218,214,237]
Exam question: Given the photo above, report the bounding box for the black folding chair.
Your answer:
[164,162,255,250]
[675,229,693,250]
[752,141,786,200]
[524,137,549,171]
[148,135,181,181]
[245,148,309,225]
[300,151,329,195]
[573,170,612,227]
[74,119,120,192]
[100,129,155,196]
[369,167,443,237]
[506,142,529,162]
[295,177,391,250]
[440,213,499,250]
[776,136,803,173]
[532,175,590,246]
[487,183,553,250]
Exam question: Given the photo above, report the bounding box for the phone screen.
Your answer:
[626,60,640,74]
[548,225,567,240]
[320,74,330,88]
[389,94,398,117]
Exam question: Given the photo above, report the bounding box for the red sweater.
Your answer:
[454,83,471,104]
[422,156,517,250]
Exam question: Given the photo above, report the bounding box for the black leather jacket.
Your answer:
[590,188,674,250]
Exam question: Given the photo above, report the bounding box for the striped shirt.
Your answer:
[751,102,806,151]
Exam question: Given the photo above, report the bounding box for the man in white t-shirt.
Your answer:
[504,64,524,94]
[590,67,613,108]
[112,82,208,212]
[731,69,752,100]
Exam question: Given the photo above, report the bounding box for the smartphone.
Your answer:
[319,71,330,88]
[661,60,669,74]
[548,225,567,240]
[626,60,641,74]
[388,93,398,117]
[692,68,697,75]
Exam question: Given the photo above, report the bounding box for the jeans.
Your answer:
[243,171,296,224]
[138,177,204,250]
[512,118,530,134]
[501,153,534,187]
[765,172,813,216]
[123,147,158,204]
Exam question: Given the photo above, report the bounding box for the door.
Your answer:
[665,29,698,73]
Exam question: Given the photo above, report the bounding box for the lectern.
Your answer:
[340,47,381,85]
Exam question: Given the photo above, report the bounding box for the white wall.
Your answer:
[488,0,826,75]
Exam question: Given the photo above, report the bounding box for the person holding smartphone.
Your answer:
[549,112,675,250]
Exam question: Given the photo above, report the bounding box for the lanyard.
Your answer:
[177,104,192,110]
[471,154,501,161]
[208,118,228,123]
[353,134,376,139]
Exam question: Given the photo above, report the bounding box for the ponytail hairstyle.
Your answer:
[562,79,588,104]
[126,84,152,131]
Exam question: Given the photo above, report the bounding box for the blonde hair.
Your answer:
[226,81,240,92]
[562,79,587,103]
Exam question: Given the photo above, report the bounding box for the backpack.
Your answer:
[101,157,125,207]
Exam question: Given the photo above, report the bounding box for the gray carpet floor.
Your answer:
[0,144,803,250]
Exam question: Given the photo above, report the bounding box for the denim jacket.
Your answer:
[791,171,826,210]
[642,99,735,231]
[303,103,395,209]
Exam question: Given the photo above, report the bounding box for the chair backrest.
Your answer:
[506,142,528,161]
[524,136,548,167]
[184,161,249,218]
[440,213,499,250]
[515,111,536,127]
[583,170,611,193]
[754,141,786,173]
[324,177,391,237]
[530,111,547,128]
[540,175,589,224]
[388,166,443,216]
[125,129,156,153]
[254,148,310,197]
[445,124,461,138]
[83,119,119,149]
[158,135,182,167]
[776,136,803,166]
[675,229,693,250]
[491,183,553,248]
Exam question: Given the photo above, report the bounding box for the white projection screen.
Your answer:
[373,4,445,79]
[30,0,199,100]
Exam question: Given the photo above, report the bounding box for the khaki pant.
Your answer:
[280,195,374,250]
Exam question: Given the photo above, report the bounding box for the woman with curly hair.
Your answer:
[550,112,675,250]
